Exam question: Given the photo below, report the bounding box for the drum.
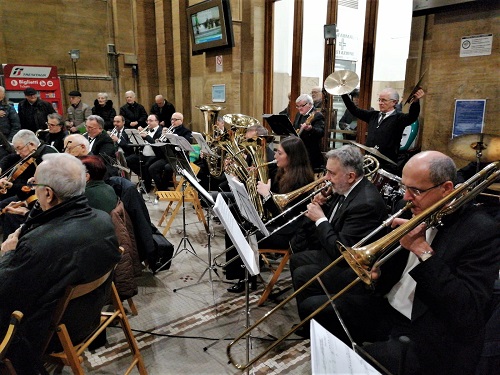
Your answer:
[372,169,404,207]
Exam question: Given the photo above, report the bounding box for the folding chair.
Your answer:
[0,311,23,375]
[44,270,147,374]
[257,248,291,306]
[156,163,208,236]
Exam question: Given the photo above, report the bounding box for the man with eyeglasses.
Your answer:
[40,113,67,152]
[299,150,499,375]
[0,153,120,373]
[341,87,425,174]
[148,112,192,191]
[292,94,325,171]
[83,115,115,158]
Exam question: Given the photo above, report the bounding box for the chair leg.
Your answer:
[127,298,138,316]
[162,201,182,236]
[56,325,84,375]
[157,201,174,226]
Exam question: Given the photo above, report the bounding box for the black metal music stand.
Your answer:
[125,129,151,201]
[262,114,297,136]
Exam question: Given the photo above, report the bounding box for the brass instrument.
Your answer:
[109,127,118,137]
[226,161,500,370]
[35,129,50,138]
[222,114,260,143]
[138,125,150,135]
[196,104,225,134]
[157,125,175,142]
[197,104,226,177]
[363,155,379,179]
[213,176,331,268]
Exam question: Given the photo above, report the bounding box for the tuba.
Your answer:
[196,104,226,177]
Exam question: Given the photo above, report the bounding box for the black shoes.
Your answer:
[226,277,257,293]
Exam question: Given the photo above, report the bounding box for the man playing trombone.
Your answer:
[300,151,499,375]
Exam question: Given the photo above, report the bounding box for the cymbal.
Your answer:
[324,70,360,96]
[348,141,397,165]
[448,133,500,162]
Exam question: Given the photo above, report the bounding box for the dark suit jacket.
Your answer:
[292,177,387,256]
[87,131,115,157]
[341,94,420,164]
[119,102,148,128]
[115,128,133,156]
[376,204,500,374]
[293,109,325,169]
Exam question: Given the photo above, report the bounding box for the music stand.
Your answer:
[262,114,297,136]
[125,129,150,200]
[155,144,209,277]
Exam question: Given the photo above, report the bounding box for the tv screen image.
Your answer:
[191,7,223,45]
[186,0,234,54]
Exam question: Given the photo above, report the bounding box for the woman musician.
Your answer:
[225,136,315,293]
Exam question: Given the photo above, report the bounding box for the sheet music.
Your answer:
[179,168,215,206]
[310,320,380,375]
[164,133,195,152]
[225,173,269,237]
[213,194,259,276]
[192,131,218,156]
[125,129,146,145]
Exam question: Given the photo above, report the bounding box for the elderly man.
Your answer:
[41,113,67,152]
[310,86,323,110]
[293,94,325,170]
[84,115,115,157]
[150,94,175,126]
[63,133,90,157]
[66,90,92,134]
[299,151,499,375]
[290,145,387,321]
[0,153,120,373]
[17,87,55,133]
[341,87,425,173]
[119,90,148,129]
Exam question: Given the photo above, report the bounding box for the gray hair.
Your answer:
[97,92,109,100]
[428,155,457,185]
[125,90,136,98]
[37,153,86,200]
[247,124,268,136]
[86,115,105,129]
[13,129,40,147]
[325,145,364,177]
[65,134,90,153]
[47,113,64,126]
[296,94,313,105]
[380,88,399,101]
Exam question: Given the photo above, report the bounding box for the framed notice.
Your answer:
[212,84,226,103]
[452,99,486,138]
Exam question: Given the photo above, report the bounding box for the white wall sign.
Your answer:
[460,34,493,57]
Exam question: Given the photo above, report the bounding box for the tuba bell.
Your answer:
[197,104,226,178]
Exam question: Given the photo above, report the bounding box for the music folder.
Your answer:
[192,131,218,157]
[262,114,297,136]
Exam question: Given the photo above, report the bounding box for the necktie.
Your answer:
[378,112,386,125]
[329,195,345,222]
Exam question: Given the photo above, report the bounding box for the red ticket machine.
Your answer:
[3,64,63,115]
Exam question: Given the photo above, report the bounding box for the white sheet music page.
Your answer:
[192,132,217,156]
[310,320,380,375]
[164,133,195,152]
[213,194,259,276]
[225,173,269,237]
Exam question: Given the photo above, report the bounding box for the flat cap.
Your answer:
[24,87,37,96]
[68,90,82,97]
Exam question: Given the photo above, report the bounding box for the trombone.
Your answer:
[213,176,330,268]
[226,161,500,370]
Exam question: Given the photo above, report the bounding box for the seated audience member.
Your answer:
[150,94,175,127]
[311,86,323,110]
[119,90,148,129]
[63,133,90,156]
[79,155,118,214]
[148,112,192,191]
[298,151,499,375]
[125,114,163,193]
[91,92,116,131]
[84,115,115,158]
[293,94,325,171]
[290,145,387,323]
[0,153,120,374]
[41,113,67,152]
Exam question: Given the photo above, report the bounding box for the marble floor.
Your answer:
[61,190,312,375]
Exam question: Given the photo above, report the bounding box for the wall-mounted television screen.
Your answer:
[186,0,234,54]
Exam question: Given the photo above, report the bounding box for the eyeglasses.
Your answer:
[26,182,50,189]
[401,182,444,197]
[295,103,308,109]
[14,143,30,152]
[171,118,181,122]
[46,122,60,128]
[85,126,99,131]
[377,98,395,103]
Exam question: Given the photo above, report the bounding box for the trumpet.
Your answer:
[158,125,175,142]
[226,161,500,370]
[138,125,150,135]
[109,127,118,137]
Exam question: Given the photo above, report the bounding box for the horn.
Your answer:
[363,155,379,179]
[226,160,500,370]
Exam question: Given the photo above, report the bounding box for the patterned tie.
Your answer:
[378,112,386,124]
